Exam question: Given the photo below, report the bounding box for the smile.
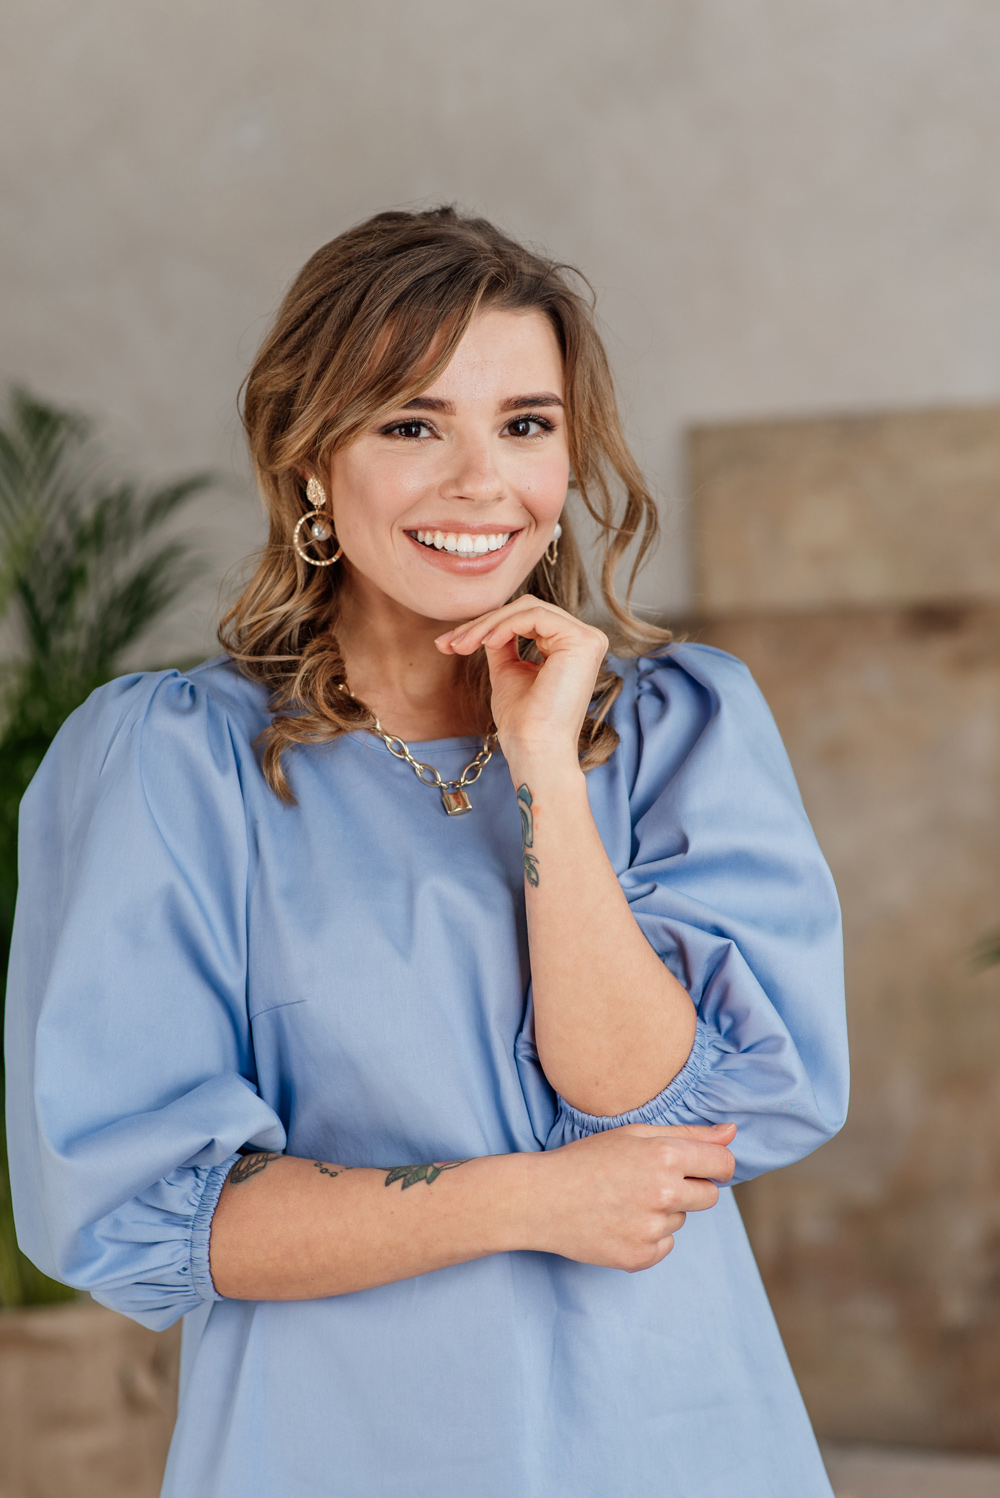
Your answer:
[409,529,514,556]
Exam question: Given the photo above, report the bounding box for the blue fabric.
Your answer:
[5,645,847,1498]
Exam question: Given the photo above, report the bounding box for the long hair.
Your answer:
[220,206,670,800]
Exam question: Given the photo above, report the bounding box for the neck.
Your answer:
[333,568,485,741]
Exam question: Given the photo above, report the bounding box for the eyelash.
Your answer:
[380,413,556,441]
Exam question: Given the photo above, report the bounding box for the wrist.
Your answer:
[486,1150,548,1254]
[504,748,587,793]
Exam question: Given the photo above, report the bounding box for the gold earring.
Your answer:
[293,476,343,567]
[544,520,562,567]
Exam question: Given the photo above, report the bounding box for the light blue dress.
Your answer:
[5,644,847,1498]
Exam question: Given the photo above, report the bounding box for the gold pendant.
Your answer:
[441,787,472,815]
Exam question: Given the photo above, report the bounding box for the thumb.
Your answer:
[667,1121,737,1142]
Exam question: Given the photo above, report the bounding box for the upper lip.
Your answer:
[405,522,521,534]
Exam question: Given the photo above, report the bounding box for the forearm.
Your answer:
[512,755,697,1117]
[209,1149,531,1300]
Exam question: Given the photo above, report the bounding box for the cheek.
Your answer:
[330,453,418,547]
[515,451,570,517]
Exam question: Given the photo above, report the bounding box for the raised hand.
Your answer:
[436,596,608,772]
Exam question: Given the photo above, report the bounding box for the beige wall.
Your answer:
[4,2,1000,655]
[687,406,1000,1450]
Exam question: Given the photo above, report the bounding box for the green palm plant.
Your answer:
[0,386,214,1306]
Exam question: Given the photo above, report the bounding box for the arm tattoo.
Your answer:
[313,1161,353,1179]
[382,1160,469,1190]
[517,784,540,887]
[228,1151,281,1185]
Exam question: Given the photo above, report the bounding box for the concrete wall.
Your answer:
[4,2,1000,655]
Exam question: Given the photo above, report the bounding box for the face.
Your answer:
[325,308,570,625]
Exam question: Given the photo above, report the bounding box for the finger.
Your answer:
[447,600,599,659]
[657,1139,736,1183]
[674,1178,721,1213]
[434,596,562,652]
[624,1122,737,1142]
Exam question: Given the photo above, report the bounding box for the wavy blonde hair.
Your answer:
[221,206,670,800]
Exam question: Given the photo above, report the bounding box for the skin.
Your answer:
[210,308,735,1300]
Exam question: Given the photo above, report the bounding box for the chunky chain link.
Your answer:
[337,678,496,796]
[371,718,496,794]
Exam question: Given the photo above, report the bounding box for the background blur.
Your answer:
[3,3,1000,1495]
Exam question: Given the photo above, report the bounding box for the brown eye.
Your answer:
[505,414,555,439]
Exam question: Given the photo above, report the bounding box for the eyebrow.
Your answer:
[399,392,565,415]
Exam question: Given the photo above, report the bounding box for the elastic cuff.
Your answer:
[555,1018,712,1132]
[189,1153,241,1302]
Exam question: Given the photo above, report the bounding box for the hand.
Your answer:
[523,1121,737,1272]
[436,596,608,768]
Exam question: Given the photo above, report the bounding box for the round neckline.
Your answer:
[355,728,496,755]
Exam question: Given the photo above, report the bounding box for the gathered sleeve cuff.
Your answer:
[189,1158,240,1302]
[547,1022,712,1145]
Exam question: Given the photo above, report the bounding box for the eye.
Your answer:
[382,419,435,440]
[504,413,556,439]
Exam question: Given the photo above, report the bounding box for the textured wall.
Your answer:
[690,407,1000,612]
[4,2,1000,655]
[687,407,1000,1451]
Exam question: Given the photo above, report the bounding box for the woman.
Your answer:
[6,207,848,1497]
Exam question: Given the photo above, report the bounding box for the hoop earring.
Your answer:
[293,476,343,567]
[543,521,562,567]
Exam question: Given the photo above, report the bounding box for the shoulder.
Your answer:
[610,640,775,741]
[29,656,272,814]
[605,642,796,808]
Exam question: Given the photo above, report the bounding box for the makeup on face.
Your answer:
[328,309,570,623]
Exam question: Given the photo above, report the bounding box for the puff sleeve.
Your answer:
[547,646,849,1183]
[3,670,285,1330]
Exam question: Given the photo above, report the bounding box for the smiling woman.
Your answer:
[222,208,668,792]
[5,207,849,1498]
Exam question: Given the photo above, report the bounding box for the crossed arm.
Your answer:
[209,755,720,1301]
[210,601,724,1301]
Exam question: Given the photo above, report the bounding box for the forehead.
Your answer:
[418,308,564,401]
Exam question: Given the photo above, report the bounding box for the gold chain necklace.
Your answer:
[338,682,495,815]
[369,716,497,815]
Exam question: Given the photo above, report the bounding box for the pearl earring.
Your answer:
[294,477,343,567]
[544,521,562,567]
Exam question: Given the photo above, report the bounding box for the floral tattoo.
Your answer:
[517,784,539,887]
[382,1161,469,1190]
[228,1151,281,1184]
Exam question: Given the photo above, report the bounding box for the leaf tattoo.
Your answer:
[383,1160,469,1190]
[517,783,540,887]
[228,1151,281,1185]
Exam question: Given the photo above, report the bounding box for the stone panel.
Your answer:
[0,1303,179,1498]
[686,603,1000,1451]
[689,408,1000,613]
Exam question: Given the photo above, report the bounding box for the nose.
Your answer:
[439,431,505,505]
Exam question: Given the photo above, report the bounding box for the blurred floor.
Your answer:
[823,1443,1000,1497]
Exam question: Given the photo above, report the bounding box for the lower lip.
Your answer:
[404,531,520,572]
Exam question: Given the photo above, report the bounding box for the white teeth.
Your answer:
[411,530,512,554]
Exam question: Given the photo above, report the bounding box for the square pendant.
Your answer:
[441,787,472,815]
